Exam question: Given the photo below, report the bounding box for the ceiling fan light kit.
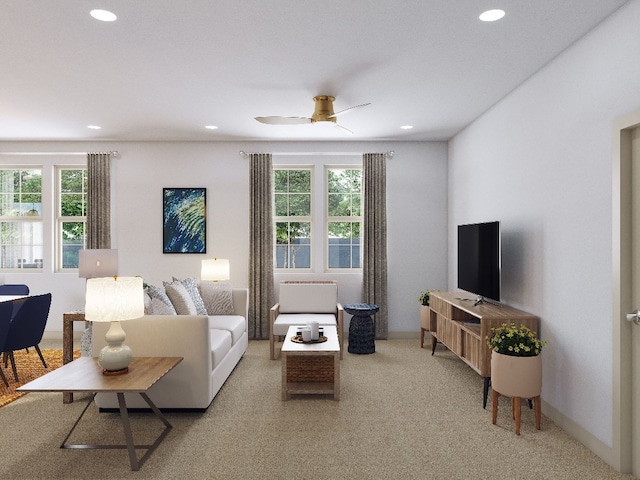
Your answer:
[254,95,370,134]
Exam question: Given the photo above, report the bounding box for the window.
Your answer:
[273,168,312,269]
[0,168,44,269]
[57,168,87,269]
[326,167,362,269]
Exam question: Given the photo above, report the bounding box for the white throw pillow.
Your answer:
[165,281,198,315]
[173,276,208,315]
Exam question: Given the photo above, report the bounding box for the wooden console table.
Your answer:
[429,291,538,408]
[62,311,86,403]
[18,356,183,471]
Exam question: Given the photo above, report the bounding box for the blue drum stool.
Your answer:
[344,303,379,354]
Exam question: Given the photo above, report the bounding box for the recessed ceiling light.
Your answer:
[400,125,413,130]
[205,125,218,130]
[87,125,101,130]
[479,9,505,22]
[90,9,117,22]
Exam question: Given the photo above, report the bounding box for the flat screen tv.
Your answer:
[457,221,501,304]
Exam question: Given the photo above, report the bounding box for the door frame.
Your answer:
[612,108,640,474]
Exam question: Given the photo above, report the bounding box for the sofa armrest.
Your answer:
[232,288,249,325]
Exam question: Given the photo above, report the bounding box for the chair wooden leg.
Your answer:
[492,389,500,425]
[269,333,275,360]
[534,395,541,430]
[513,397,522,435]
[34,344,47,368]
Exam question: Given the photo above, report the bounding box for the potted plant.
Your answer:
[487,322,546,397]
[487,323,546,434]
[418,290,433,347]
[418,289,431,307]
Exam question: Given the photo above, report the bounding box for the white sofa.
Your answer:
[92,287,248,410]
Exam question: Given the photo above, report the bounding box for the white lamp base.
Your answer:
[98,321,133,374]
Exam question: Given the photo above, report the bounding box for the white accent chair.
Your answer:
[269,281,344,360]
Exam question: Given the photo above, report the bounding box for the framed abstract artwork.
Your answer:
[163,187,206,253]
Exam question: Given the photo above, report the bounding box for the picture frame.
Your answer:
[163,187,206,253]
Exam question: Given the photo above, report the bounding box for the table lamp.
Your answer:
[84,276,144,375]
[78,249,118,279]
[201,258,230,282]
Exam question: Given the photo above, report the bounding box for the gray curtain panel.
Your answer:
[249,153,274,339]
[83,152,112,356]
[87,152,111,249]
[362,152,388,339]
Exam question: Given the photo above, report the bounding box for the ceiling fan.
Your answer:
[255,95,371,134]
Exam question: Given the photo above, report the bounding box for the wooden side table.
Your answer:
[17,356,183,471]
[62,311,86,403]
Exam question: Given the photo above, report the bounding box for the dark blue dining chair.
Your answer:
[0,301,15,386]
[0,284,29,296]
[2,293,52,383]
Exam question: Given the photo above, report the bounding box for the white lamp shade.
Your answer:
[79,249,118,279]
[201,258,230,281]
[84,276,144,323]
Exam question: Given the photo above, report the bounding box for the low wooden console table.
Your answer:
[429,291,538,408]
[62,311,86,403]
[18,356,182,471]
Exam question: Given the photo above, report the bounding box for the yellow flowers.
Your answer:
[486,323,546,357]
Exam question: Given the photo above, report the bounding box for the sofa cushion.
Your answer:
[198,282,234,315]
[209,315,245,345]
[210,328,232,369]
[273,313,337,336]
[165,282,198,315]
[146,284,177,315]
[174,276,208,315]
[278,283,337,314]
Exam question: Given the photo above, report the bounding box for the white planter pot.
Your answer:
[491,351,542,399]
[420,305,430,330]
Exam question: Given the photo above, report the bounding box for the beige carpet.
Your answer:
[0,339,635,479]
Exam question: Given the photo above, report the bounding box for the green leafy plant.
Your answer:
[418,290,431,306]
[486,323,546,357]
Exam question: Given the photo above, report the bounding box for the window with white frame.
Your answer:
[57,167,87,269]
[326,167,362,269]
[273,167,312,269]
[0,168,44,269]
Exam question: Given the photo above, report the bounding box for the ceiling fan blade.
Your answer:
[329,102,371,118]
[334,123,355,135]
[255,116,311,125]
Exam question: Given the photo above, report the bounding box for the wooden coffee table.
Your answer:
[17,356,182,471]
[281,325,340,400]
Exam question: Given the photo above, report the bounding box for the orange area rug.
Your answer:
[0,349,81,408]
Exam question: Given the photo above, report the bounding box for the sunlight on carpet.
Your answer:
[0,349,80,408]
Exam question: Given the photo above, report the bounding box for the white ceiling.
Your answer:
[0,0,629,143]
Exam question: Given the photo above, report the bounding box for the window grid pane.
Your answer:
[0,168,43,269]
[58,168,87,270]
[273,168,312,270]
[326,168,362,270]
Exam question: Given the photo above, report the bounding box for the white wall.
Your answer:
[0,141,448,336]
[448,0,640,455]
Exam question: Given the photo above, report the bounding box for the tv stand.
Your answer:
[429,291,538,408]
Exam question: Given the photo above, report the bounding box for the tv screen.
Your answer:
[457,221,501,303]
